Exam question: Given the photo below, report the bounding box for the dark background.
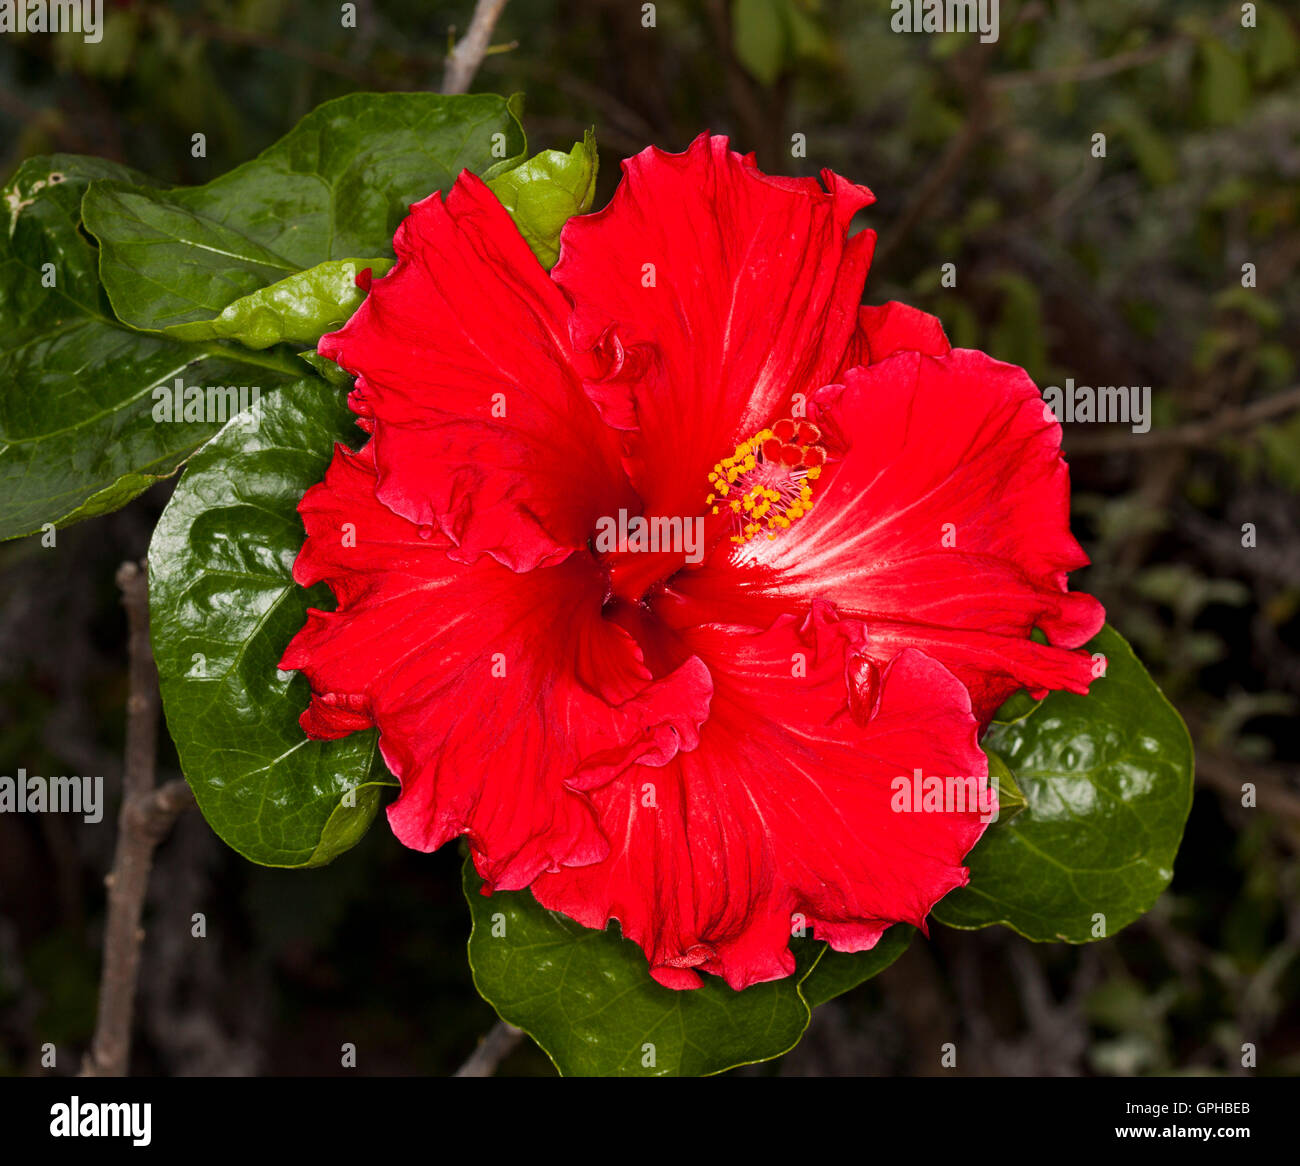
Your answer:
[1,0,1298,1076]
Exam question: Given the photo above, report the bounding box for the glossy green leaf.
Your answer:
[164,258,393,349]
[84,92,527,332]
[144,96,606,868]
[934,624,1194,941]
[148,377,395,868]
[991,688,1041,725]
[0,154,299,542]
[486,131,598,269]
[464,861,906,1076]
[800,925,913,1008]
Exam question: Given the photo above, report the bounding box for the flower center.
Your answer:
[706,418,825,548]
[600,418,827,605]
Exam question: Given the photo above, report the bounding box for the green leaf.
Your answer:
[801,925,913,1008]
[0,154,299,542]
[934,625,1193,941]
[1197,39,1251,127]
[464,860,906,1076]
[83,92,527,333]
[487,132,598,269]
[1111,109,1177,187]
[297,350,355,387]
[148,377,396,868]
[1251,3,1299,82]
[143,95,607,865]
[732,0,789,85]
[164,258,393,349]
[991,688,1041,725]
[985,744,1027,822]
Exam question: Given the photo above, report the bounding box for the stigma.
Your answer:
[706,418,826,547]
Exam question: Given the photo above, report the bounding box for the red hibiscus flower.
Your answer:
[280,134,1104,990]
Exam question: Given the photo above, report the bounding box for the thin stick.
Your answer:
[442,0,510,95]
[991,35,1185,90]
[454,1019,524,1076]
[82,563,194,1077]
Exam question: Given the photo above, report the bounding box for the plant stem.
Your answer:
[82,562,194,1077]
[454,1019,524,1076]
[443,0,511,95]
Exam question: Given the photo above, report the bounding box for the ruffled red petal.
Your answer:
[279,442,712,890]
[553,133,875,525]
[678,348,1104,722]
[530,599,990,990]
[317,172,636,573]
[837,301,952,370]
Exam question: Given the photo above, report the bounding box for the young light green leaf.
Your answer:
[934,624,1193,941]
[297,350,355,386]
[486,131,598,268]
[164,258,393,349]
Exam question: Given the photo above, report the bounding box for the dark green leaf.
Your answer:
[84,92,527,332]
[0,155,299,542]
[991,688,1041,725]
[464,861,904,1075]
[487,131,598,269]
[801,925,913,1008]
[149,377,395,868]
[934,624,1193,941]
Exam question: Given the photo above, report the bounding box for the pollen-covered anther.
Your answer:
[706,421,826,548]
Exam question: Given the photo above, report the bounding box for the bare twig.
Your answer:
[82,562,195,1078]
[454,1019,524,1076]
[872,26,1005,276]
[873,92,991,274]
[991,35,1187,90]
[1066,385,1300,455]
[442,0,511,95]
